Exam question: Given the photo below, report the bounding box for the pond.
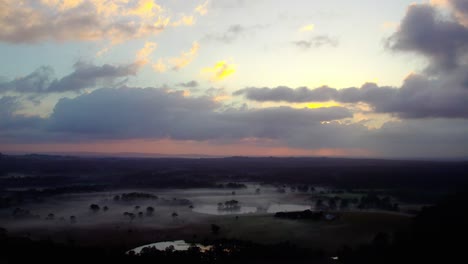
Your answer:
[127,240,212,254]
[192,204,258,215]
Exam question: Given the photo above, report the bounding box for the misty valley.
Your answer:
[1,154,467,263]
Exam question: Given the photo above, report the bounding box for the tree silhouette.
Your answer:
[146,206,154,216]
[89,204,100,212]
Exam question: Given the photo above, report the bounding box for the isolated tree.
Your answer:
[46,213,55,220]
[172,212,178,219]
[70,215,77,224]
[146,206,154,216]
[89,204,100,212]
[103,206,109,211]
[211,224,221,234]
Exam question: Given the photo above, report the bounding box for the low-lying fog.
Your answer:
[0,184,324,230]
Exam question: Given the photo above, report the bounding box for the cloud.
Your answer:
[299,24,315,32]
[96,46,111,57]
[433,0,468,26]
[0,0,172,43]
[0,62,139,94]
[1,87,467,158]
[204,24,266,43]
[195,1,209,15]
[387,3,468,72]
[48,62,139,93]
[234,69,468,119]
[136,42,158,66]
[293,35,339,49]
[152,59,168,73]
[171,15,195,27]
[0,66,54,93]
[44,87,351,141]
[381,22,398,31]
[0,96,44,132]
[177,81,199,88]
[169,42,200,70]
[202,61,236,81]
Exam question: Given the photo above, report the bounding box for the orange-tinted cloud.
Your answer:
[136,42,158,66]
[169,42,200,70]
[1,0,171,43]
[202,61,236,81]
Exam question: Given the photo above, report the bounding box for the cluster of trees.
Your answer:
[314,196,358,211]
[357,193,399,211]
[312,193,399,212]
[217,200,240,211]
[11,207,78,223]
[274,210,326,221]
[129,239,327,263]
[0,233,325,263]
[123,206,156,221]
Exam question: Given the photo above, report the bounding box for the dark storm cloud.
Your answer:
[293,35,339,49]
[177,81,199,88]
[387,3,468,72]
[0,62,138,94]
[46,87,352,141]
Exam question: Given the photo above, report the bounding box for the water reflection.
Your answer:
[192,205,258,215]
[127,240,211,254]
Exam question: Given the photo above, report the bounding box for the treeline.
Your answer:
[2,155,467,192]
[274,210,326,220]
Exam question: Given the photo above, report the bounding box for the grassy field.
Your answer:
[204,211,412,250]
[6,211,412,252]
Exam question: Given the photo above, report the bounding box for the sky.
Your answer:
[1,0,468,159]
